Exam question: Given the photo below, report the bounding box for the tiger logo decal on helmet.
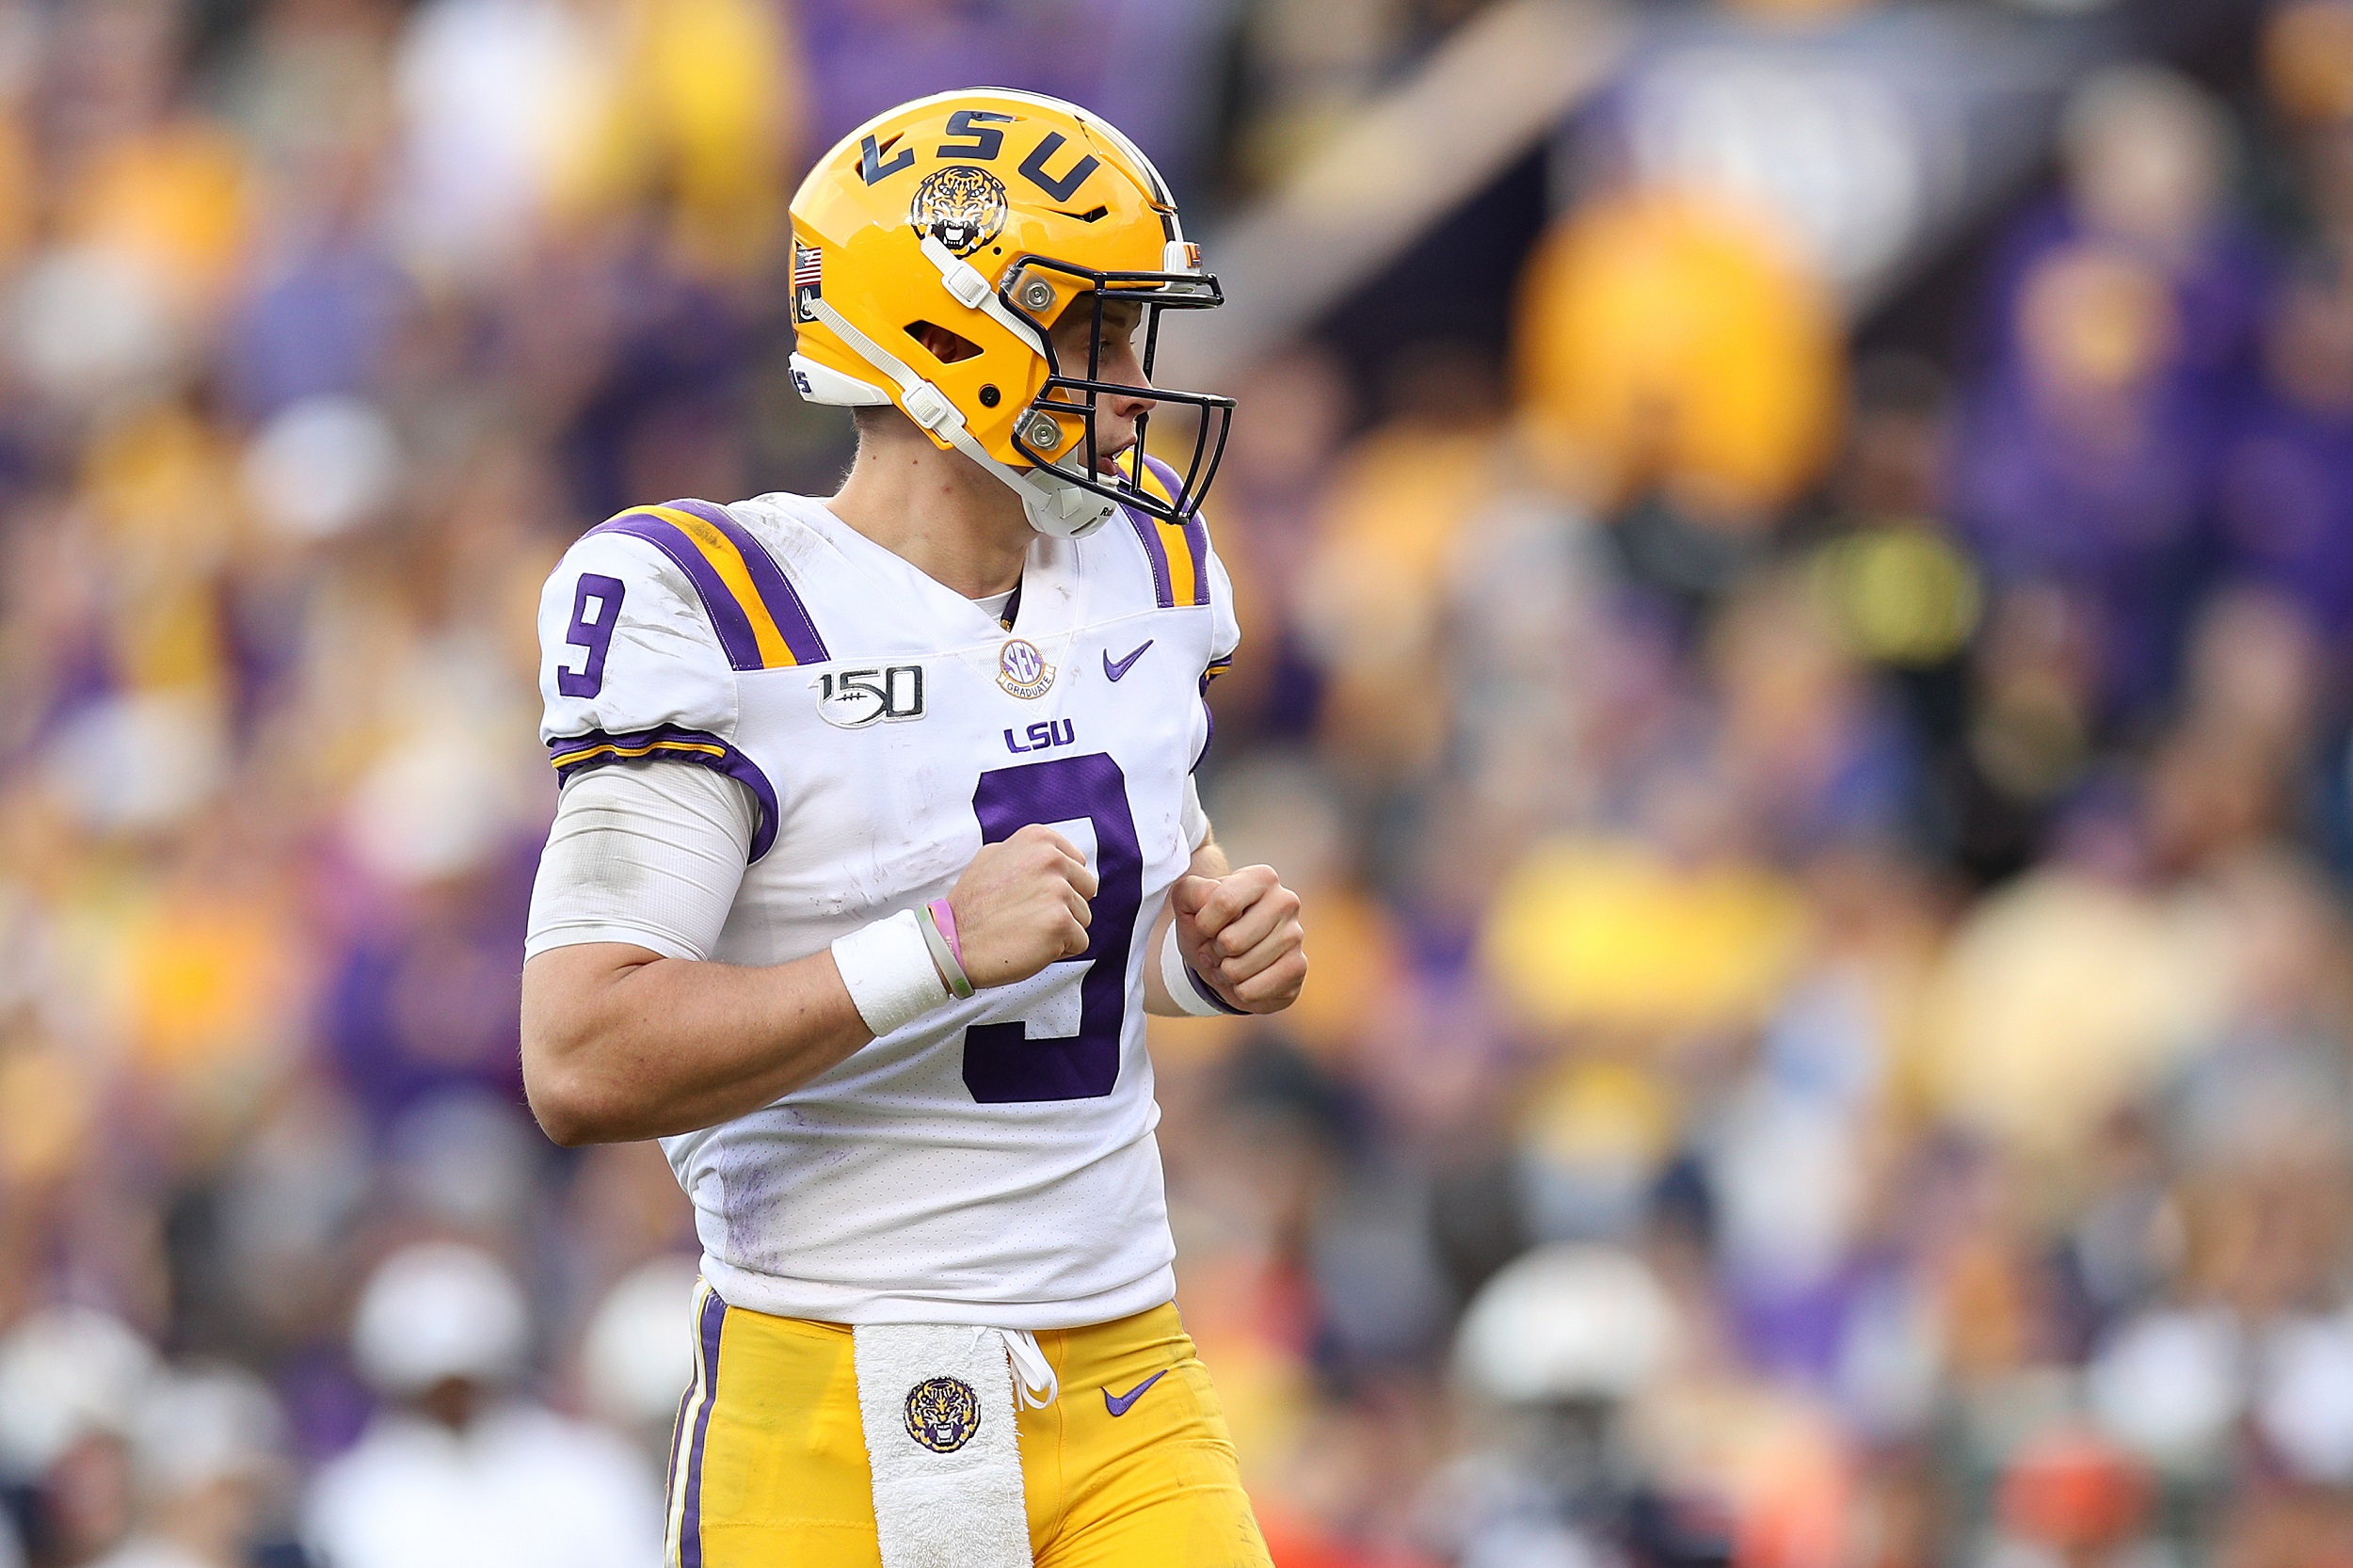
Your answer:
[788,88,1234,539]
[910,166,1009,258]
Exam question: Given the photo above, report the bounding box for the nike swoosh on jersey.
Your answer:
[1102,1370,1167,1416]
[1103,640,1153,682]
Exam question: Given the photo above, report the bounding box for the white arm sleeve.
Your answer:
[1181,776,1209,852]
[525,761,756,962]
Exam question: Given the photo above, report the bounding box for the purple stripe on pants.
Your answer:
[664,1385,690,1525]
[680,1287,728,1568]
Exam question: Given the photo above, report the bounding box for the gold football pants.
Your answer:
[665,1287,1273,1568]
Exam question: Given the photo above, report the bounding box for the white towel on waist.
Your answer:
[852,1324,1056,1568]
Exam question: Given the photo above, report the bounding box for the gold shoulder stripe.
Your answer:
[1128,464,1200,608]
[645,505,797,669]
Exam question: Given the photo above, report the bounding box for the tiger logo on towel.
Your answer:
[904,1376,981,1453]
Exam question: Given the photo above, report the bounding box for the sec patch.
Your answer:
[996,638,1054,699]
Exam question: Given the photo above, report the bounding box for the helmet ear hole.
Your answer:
[904,321,984,364]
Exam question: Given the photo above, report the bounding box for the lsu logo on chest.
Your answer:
[1004,718,1076,754]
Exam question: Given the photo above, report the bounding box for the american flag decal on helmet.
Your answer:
[792,242,823,322]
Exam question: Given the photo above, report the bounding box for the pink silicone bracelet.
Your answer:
[926,897,964,969]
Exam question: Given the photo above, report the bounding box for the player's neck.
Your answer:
[828,424,1031,601]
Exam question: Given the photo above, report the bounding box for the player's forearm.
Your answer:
[521,943,872,1144]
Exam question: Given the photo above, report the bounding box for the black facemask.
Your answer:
[1003,255,1236,525]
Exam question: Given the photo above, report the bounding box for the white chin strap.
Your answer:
[796,294,1117,540]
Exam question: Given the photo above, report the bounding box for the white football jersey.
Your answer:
[534,478,1238,1329]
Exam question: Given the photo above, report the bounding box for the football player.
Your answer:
[520,88,1305,1568]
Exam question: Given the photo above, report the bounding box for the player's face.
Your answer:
[1048,297,1158,472]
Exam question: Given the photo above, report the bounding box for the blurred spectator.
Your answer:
[2145,591,2328,874]
[1298,341,1511,784]
[93,1367,295,1568]
[303,1243,663,1568]
[1480,830,1809,1043]
[1516,189,1845,546]
[384,0,600,287]
[1806,357,1978,680]
[1959,65,2268,724]
[1440,1245,1734,1567]
[1983,1427,2160,1568]
[1195,347,1353,744]
[2265,0,2353,258]
[1917,839,2219,1163]
[575,1253,699,1470]
[0,1308,158,1568]
[2213,261,2353,665]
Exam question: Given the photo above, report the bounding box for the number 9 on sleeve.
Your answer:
[558,573,626,697]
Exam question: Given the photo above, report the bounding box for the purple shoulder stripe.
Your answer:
[1179,510,1210,607]
[1138,455,1211,607]
[1125,504,1175,609]
[664,499,830,666]
[548,726,780,861]
[587,512,765,671]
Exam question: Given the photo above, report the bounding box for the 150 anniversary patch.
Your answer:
[811,665,924,728]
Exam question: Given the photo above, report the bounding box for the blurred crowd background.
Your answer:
[5,0,2353,1565]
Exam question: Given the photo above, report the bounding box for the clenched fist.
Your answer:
[1170,865,1306,1014]
[947,824,1098,988]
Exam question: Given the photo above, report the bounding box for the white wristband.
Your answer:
[1160,919,1241,1017]
[831,910,952,1036]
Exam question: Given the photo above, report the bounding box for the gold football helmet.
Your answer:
[788,88,1232,538]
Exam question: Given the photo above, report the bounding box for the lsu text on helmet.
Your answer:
[788,88,1233,539]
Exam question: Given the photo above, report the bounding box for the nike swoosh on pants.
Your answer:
[1102,1369,1167,1416]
